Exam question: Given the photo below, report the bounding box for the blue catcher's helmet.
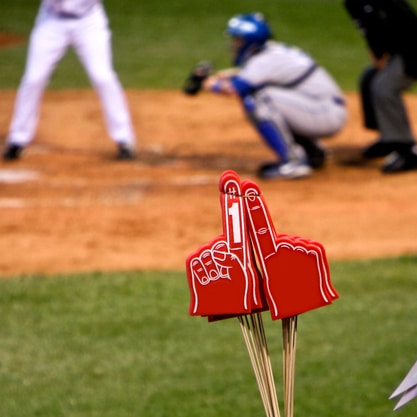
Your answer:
[226,13,272,66]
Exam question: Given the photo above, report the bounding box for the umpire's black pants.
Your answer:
[359,55,415,142]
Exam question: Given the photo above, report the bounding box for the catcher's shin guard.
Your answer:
[242,95,289,160]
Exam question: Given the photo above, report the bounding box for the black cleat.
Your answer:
[3,144,23,161]
[382,148,417,173]
[363,139,413,159]
[257,160,312,179]
[116,143,136,160]
[293,135,327,169]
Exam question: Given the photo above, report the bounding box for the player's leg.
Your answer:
[243,94,312,179]
[250,88,346,176]
[372,57,414,142]
[360,65,401,159]
[371,56,417,172]
[359,65,379,130]
[293,134,327,169]
[4,16,70,160]
[362,57,415,160]
[73,6,136,159]
[372,56,415,143]
[268,93,346,139]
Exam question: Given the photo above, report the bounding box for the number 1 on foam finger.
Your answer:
[228,202,242,244]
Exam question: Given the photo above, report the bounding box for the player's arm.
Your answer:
[203,74,237,95]
[217,67,241,79]
[203,72,255,97]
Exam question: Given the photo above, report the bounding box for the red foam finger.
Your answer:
[268,240,333,319]
[242,180,338,320]
[289,235,338,301]
[186,171,268,318]
[309,240,338,301]
[241,180,278,261]
[218,170,240,193]
[219,171,245,252]
[186,236,252,316]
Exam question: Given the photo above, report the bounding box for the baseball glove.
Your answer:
[182,61,213,95]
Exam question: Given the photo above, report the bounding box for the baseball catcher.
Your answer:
[182,13,347,180]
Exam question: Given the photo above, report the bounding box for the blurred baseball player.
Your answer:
[183,12,347,180]
[3,0,136,161]
[344,0,417,173]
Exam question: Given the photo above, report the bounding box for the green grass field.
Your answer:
[1,257,417,417]
[1,1,417,416]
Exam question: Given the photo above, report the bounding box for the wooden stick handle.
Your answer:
[282,316,297,417]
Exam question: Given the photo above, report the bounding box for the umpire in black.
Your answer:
[344,0,417,173]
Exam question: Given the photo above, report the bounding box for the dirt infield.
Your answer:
[0,89,416,277]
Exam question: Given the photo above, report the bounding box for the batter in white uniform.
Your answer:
[203,13,347,179]
[3,0,136,161]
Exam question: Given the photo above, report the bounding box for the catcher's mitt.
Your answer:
[182,61,213,95]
